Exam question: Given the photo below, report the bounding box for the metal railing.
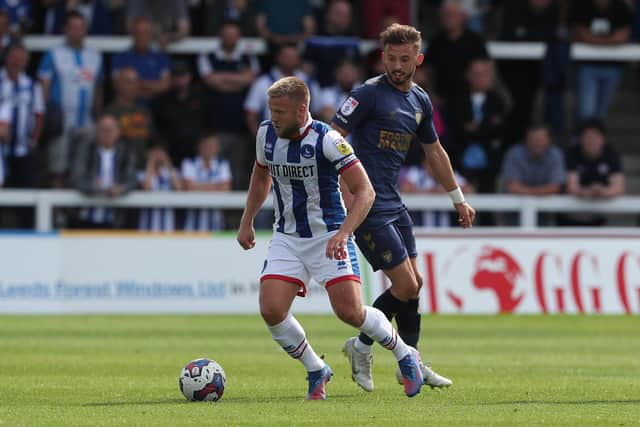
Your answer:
[22,36,640,61]
[0,189,638,232]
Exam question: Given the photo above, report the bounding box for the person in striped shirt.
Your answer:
[138,145,182,232]
[181,133,232,232]
[237,76,424,400]
[38,11,103,187]
[0,43,44,190]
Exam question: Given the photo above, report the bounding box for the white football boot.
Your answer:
[395,347,453,389]
[342,337,374,392]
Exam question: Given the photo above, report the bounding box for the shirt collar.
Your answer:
[290,114,313,142]
[299,114,312,134]
[98,146,116,156]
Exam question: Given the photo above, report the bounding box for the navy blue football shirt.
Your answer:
[332,74,438,226]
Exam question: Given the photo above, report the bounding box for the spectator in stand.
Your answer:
[502,125,566,196]
[0,10,14,65]
[255,0,315,48]
[0,44,44,193]
[198,19,258,189]
[319,59,361,124]
[71,113,137,229]
[460,0,492,34]
[450,58,507,193]
[302,0,361,88]
[125,0,190,46]
[151,60,206,167]
[500,124,565,225]
[560,119,624,226]
[413,65,446,140]
[569,0,632,122]
[400,153,475,228]
[138,144,182,232]
[38,11,103,188]
[365,47,386,77]
[104,67,154,168]
[634,0,640,41]
[181,132,232,232]
[32,0,113,35]
[0,0,31,34]
[424,0,489,103]
[200,0,257,36]
[0,79,10,188]
[0,148,3,187]
[362,0,411,38]
[498,0,560,145]
[244,44,321,137]
[112,16,170,102]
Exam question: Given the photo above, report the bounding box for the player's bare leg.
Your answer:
[259,279,331,400]
[330,279,423,397]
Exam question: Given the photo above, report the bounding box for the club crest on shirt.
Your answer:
[340,97,359,116]
[415,111,423,125]
[336,139,354,155]
[301,144,315,159]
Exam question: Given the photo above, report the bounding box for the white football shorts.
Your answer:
[260,230,361,297]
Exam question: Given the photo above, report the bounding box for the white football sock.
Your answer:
[358,306,410,361]
[267,313,325,372]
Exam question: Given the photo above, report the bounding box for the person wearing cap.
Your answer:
[151,59,207,167]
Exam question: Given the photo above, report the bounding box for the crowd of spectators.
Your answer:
[0,0,638,230]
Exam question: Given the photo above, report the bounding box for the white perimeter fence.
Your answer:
[1,190,639,232]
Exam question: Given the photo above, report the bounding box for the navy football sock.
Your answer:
[395,298,421,349]
[358,289,404,346]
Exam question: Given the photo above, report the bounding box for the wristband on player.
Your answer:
[448,187,465,204]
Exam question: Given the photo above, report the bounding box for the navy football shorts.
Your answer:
[354,210,418,271]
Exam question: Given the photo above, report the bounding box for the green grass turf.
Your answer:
[0,315,638,426]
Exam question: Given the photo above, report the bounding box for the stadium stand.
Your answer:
[1,0,640,230]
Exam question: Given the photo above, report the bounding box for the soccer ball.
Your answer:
[179,358,226,402]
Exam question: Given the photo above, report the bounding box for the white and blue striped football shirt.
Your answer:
[0,69,45,157]
[181,155,232,232]
[255,115,359,238]
[138,167,177,232]
[37,44,102,130]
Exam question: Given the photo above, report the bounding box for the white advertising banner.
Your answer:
[0,233,334,314]
[1,231,639,314]
[388,231,640,315]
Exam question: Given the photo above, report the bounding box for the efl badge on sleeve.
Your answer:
[340,97,359,116]
[336,139,354,155]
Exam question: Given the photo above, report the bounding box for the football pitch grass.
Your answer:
[1,315,638,426]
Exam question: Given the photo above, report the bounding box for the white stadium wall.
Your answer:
[0,231,639,315]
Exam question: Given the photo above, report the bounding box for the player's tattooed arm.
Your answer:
[238,163,272,250]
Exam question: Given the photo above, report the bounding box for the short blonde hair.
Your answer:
[267,76,310,108]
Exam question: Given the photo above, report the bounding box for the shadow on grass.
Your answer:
[84,399,186,407]
[486,399,640,406]
[223,393,356,403]
[83,394,357,407]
